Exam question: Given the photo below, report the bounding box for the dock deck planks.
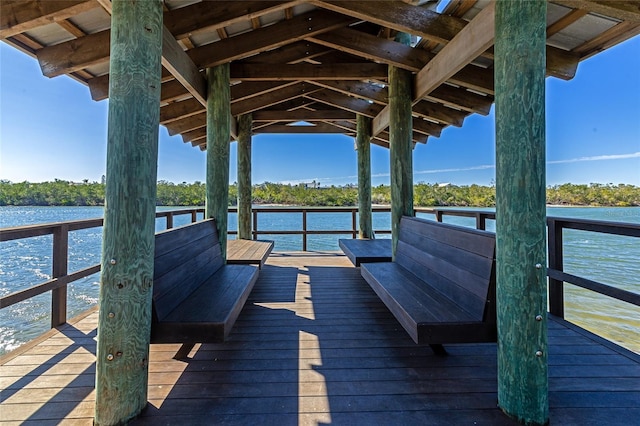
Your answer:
[1,252,639,425]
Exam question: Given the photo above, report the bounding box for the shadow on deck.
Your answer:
[1,252,639,425]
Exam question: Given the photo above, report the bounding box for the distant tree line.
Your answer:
[0,180,638,207]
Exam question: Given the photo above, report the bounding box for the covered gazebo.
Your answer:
[2,1,639,424]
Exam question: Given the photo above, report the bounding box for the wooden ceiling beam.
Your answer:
[308,80,388,105]
[188,10,357,69]
[161,27,207,105]
[181,126,207,143]
[231,63,388,81]
[413,100,467,127]
[372,2,494,136]
[164,1,303,40]
[412,117,443,138]
[0,0,96,39]
[307,26,433,72]
[231,83,322,116]
[305,90,384,118]
[160,98,203,125]
[552,1,640,23]
[311,0,466,45]
[414,3,495,104]
[230,81,299,103]
[253,110,355,122]
[242,41,332,64]
[254,122,348,134]
[166,113,206,136]
[575,20,640,60]
[426,85,492,115]
[37,29,110,77]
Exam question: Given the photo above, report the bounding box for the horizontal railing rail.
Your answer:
[547,216,640,318]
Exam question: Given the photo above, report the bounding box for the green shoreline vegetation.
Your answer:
[0,179,638,208]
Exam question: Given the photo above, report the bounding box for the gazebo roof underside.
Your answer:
[2,0,639,150]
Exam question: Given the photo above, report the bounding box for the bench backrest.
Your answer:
[396,216,496,322]
[153,219,224,322]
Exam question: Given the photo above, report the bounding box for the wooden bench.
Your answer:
[151,219,259,358]
[338,238,392,266]
[360,216,496,354]
[227,239,274,269]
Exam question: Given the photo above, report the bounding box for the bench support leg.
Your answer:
[429,344,448,356]
[173,343,196,360]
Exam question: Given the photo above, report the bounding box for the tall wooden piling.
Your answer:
[206,64,231,257]
[389,32,413,259]
[356,114,373,239]
[94,1,163,424]
[495,1,549,424]
[237,113,252,240]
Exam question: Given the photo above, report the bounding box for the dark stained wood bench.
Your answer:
[227,239,274,269]
[151,219,258,359]
[360,216,497,354]
[338,238,392,266]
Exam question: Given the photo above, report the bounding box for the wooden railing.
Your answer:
[2,206,637,336]
[547,216,640,317]
[0,208,203,328]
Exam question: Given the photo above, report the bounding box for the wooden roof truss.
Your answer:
[2,0,639,149]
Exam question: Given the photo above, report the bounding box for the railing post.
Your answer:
[548,218,564,317]
[166,212,174,229]
[476,212,487,230]
[436,210,443,222]
[51,224,69,327]
[352,209,357,239]
[253,209,258,240]
[302,209,307,251]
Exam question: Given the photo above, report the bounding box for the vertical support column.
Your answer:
[356,114,373,239]
[237,114,253,240]
[389,32,413,259]
[95,1,163,424]
[206,64,231,258]
[495,1,548,425]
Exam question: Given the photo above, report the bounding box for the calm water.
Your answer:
[1,206,638,355]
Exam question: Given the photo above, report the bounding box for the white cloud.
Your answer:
[414,164,495,175]
[547,152,640,164]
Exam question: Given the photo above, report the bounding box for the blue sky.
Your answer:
[1,36,638,187]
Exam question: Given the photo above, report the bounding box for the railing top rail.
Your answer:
[547,215,640,237]
[0,218,105,241]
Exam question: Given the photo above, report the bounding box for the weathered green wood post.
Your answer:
[206,64,231,257]
[495,1,549,424]
[94,1,163,424]
[389,32,413,259]
[356,114,373,239]
[237,113,253,240]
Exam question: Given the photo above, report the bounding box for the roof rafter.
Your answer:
[231,62,388,81]
[373,2,494,136]
[0,0,97,39]
[188,9,357,69]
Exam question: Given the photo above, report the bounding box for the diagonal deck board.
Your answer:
[1,252,639,425]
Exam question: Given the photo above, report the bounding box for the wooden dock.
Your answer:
[1,252,639,425]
